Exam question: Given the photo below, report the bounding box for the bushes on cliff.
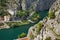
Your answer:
[48,11,55,19]
[36,22,43,35]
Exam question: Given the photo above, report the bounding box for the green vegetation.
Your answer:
[17,10,40,23]
[18,32,26,38]
[48,11,55,19]
[29,33,34,40]
[18,10,29,20]
[18,10,23,17]
[36,22,43,35]
[45,37,51,40]
[30,12,40,21]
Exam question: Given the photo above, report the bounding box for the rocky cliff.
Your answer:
[49,0,60,12]
[7,0,56,12]
[27,0,60,40]
[21,0,56,11]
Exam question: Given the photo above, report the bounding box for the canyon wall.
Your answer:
[7,0,56,11]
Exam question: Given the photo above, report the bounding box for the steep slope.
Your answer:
[27,0,60,40]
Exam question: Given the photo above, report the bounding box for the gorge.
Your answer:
[0,0,60,40]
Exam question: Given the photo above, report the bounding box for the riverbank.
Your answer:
[0,20,34,30]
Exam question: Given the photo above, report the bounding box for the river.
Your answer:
[0,10,48,40]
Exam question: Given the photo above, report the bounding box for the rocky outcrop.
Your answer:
[27,0,60,40]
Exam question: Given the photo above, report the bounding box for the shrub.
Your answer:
[18,32,26,38]
[48,11,55,19]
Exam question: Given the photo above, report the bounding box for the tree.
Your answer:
[29,33,34,40]
[18,32,26,38]
[18,10,23,17]
[48,11,55,19]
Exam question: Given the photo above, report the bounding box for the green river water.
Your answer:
[0,10,48,40]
